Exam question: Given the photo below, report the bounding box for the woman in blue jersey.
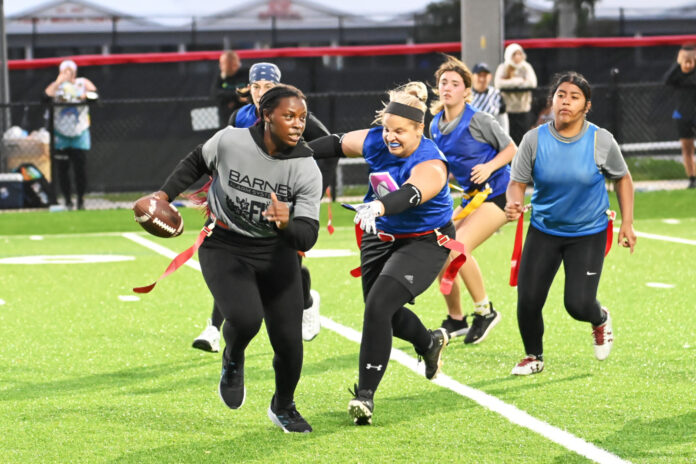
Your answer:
[193,62,330,351]
[505,71,636,376]
[309,82,455,426]
[430,55,517,344]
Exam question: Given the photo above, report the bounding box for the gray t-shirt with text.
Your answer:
[202,127,322,238]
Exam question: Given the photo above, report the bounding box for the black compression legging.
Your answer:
[516,225,607,358]
[209,255,311,329]
[198,236,304,407]
[358,275,433,394]
[54,148,87,203]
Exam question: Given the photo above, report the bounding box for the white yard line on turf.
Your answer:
[122,232,201,271]
[613,228,696,246]
[124,232,631,464]
[320,317,631,464]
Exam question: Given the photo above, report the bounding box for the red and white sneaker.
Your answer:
[511,355,544,376]
[592,308,613,361]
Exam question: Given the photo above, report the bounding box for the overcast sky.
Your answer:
[4,0,694,18]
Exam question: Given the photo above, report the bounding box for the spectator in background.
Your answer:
[471,62,508,134]
[494,43,537,145]
[45,59,97,210]
[664,44,696,189]
[211,50,248,128]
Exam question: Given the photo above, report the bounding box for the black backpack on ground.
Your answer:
[13,163,51,208]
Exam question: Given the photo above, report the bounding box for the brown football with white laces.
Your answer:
[133,195,184,238]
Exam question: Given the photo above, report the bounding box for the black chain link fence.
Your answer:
[0,80,688,210]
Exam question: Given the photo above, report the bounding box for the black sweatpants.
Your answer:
[516,224,607,358]
[198,231,304,408]
[357,223,455,394]
[54,148,87,204]
[209,254,312,329]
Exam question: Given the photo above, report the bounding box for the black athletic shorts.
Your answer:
[360,222,456,299]
[460,191,506,212]
[675,113,696,139]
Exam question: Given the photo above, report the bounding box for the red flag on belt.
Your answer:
[326,187,335,235]
[133,224,214,293]
[509,211,525,287]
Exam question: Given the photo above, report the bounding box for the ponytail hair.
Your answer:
[373,81,428,125]
[430,54,473,115]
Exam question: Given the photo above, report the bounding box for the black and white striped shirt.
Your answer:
[471,86,505,116]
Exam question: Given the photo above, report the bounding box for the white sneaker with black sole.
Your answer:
[192,319,220,352]
[302,289,321,341]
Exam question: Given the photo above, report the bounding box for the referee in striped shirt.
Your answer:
[471,63,509,134]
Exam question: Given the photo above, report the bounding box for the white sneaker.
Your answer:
[302,289,321,341]
[592,308,613,361]
[511,355,544,376]
[192,319,220,352]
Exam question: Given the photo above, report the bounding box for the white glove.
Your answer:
[352,201,383,234]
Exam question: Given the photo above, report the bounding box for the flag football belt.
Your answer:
[508,208,617,287]
[326,186,335,235]
[348,224,467,295]
[133,220,216,294]
[133,207,327,293]
[452,184,492,221]
[216,217,310,258]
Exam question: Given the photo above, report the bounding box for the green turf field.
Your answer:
[0,189,694,463]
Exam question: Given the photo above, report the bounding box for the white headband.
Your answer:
[59,60,77,72]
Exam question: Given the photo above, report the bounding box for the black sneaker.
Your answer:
[440,315,469,338]
[464,304,501,345]
[267,395,312,433]
[347,384,374,426]
[418,328,449,380]
[219,355,245,409]
[688,177,696,189]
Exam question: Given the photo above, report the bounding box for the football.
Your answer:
[133,195,184,238]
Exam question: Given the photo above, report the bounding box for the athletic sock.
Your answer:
[473,297,491,316]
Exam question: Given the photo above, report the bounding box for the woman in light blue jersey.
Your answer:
[505,71,636,376]
[430,55,517,345]
[309,82,456,426]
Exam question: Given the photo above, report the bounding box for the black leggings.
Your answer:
[198,235,303,407]
[209,255,311,329]
[516,225,607,357]
[54,148,87,204]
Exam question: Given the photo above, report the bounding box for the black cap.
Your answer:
[472,62,491,74]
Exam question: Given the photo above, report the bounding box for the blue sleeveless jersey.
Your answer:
[531,123,609,237]
[430,104,510,202]
[362,127,453,234]
[233,104,258,128]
